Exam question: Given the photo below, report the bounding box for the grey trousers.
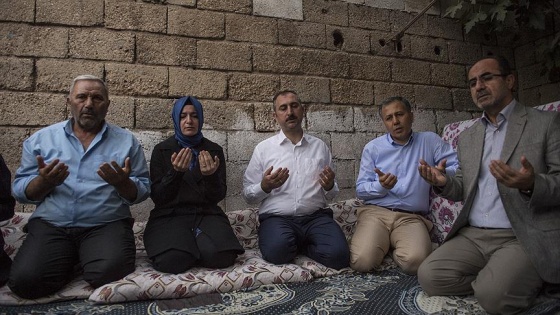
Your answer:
[418,226,543,315]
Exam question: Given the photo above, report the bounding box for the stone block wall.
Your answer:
[0,0,557,220]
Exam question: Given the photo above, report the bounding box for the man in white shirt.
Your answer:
[243,90,349,270]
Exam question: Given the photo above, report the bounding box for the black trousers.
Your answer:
[8,218,135,299]
[145,213,244,274]
[0,248,11,287]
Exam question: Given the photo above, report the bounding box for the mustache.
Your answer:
[477,91,490,99]
[81,109,95,115]
[286,115,296,121]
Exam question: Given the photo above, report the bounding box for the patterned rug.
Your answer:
[1,269,559,314]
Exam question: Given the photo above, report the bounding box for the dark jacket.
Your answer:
[144,136,243,257]
[0,154,15,249]
[149,136,227,217]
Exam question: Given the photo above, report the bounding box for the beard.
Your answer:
[76,111,104,131]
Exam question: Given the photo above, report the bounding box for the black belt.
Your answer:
[471,225,508,230]
[383,207,428,215]
[386,207,411,214]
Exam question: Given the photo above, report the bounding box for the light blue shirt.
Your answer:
[468,100,516,228]
[356,131,458,214]
[12,120,151,227]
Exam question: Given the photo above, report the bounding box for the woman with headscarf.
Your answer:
[144,96,244,274]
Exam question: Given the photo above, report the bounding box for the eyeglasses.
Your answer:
[468,73,508,88]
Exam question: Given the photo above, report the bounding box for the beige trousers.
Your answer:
[349,205,433,275]
[418,226,543,315]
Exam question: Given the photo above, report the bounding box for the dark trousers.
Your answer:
[258,209,350,270]
[0,247,11,287]
[8,218,136,299]
[148,214,243,274]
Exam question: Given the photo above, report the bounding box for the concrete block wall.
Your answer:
[0,0,556,220]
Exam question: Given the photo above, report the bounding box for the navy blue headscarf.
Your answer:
[172,96,204,170]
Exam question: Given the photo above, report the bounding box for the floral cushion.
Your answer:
[427,118,478,244]
[91,199,360,303]
[0,213,94,305]
[0,199,362,305]
[227,207,259,250]
[534,101,560,112]
[331,198,362,241]
[89,249,313,303]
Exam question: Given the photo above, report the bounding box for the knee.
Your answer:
[475,288,510,314]
[259,237,297,265]
[474,286,530,315]
[8,271,39,299]
[84,255,136,287]
[151,250,196,274]
[8,266,63,299]
[350,255,379,272]
[417,260,439,296]
[350,251,381,273]
[399,261,421,275]
[200,250,238,269]
[350,258,374,273]
[260,243,296,265]
[314,245,350,270]
[0,252,11,287]
[322,252,349,270]
[394,252,428,275]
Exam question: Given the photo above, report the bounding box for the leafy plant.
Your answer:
[444,0,560,81]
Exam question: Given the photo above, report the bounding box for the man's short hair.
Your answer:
[272,90,300,110]
[474,55,513,76]
[377,96,412,117]
[68,75,109,97]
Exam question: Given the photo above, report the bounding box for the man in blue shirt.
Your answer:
[351,96,458,274]
[9,75,151,299]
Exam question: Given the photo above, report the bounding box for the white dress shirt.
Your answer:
[243,130,339,216]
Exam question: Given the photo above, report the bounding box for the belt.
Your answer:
[471,225,509,230]
[386,207,411,214]
[384,207,427,215]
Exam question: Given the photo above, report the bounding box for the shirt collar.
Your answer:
[276,129,306,146]
[385,131,415,146]
[481,99,516,127]
[64,119,108,137]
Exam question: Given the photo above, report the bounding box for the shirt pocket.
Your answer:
[82,154,122,181]
[301,158,323,178]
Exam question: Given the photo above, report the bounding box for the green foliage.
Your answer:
[444,0,551,32]
[444,0,560,81]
